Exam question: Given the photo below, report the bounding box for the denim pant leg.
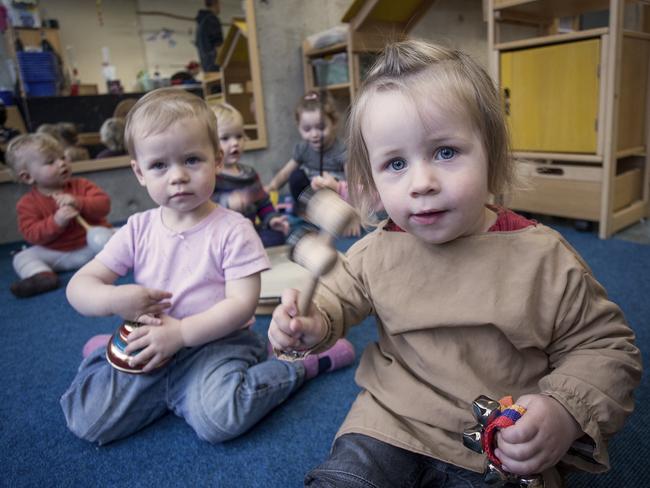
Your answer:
[168,329,305,443]
[305,433,430,488]
[305,433,507,488]
[59,346,169,445]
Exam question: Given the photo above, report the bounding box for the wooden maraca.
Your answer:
[76,215,114,253]
[288,229,339,316]
[277,189,357,360]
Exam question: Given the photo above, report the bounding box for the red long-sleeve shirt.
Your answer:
[16,177,111,251]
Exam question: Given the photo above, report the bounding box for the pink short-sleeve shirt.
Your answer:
[96,206,270,319]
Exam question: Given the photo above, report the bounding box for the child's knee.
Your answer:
[60,389,108,444]
[186,392,255,444]
[12,249,29,272]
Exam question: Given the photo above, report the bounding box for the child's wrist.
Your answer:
[178,318,190,348]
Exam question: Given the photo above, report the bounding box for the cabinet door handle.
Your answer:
[503,87,511,116]
[536,167,564,176]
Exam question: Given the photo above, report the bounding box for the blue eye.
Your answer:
[388,159,406,171]
[435,146,456,160]
[150,161,165,170]
[186,156,200,165]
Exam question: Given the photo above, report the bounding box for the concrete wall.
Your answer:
[0,0,489,244]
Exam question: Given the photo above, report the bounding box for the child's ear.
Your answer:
[130,159,146,186]
[17,170,34,185]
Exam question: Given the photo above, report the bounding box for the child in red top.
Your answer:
[6,133,111,297]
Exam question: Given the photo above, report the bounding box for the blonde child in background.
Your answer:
[35,123,59,140]
[36,122,90,162]
[211,102,289,247]
[60,88,354,446]
[269,40,641,487]
[265,91,346,205]
[57,122,90,162]
[5,133,111,298]
[96,117,127,159]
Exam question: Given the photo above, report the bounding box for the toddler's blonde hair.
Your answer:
[211,102,244,131]
[125,88,219,159]
[347,39,514,223]
[35,123,61,142]
[5,133,63,179]
[100,117,126,152]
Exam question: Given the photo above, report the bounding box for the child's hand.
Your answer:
[495,394,583,476]
[54,204,79,227]
[228,191,245,211]
[124,314,184,372]
[268,288,327,352]
[310,172,339,193]
[228,191,250,212]
[269,215,290,235]
[342,218,361,237]
[111,284,173,322]
[53,193,78,208]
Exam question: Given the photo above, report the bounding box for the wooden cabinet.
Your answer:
[489,0,650,238]
[501,38,600,153]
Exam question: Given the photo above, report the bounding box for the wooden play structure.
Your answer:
[489,0,650,238]
[302,0,435,108]
[217,0,267,150]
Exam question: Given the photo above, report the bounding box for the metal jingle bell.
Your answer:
[519,475,545,487]
[472,395,502,426]
[484,461,511,486]
[462,423,484,453]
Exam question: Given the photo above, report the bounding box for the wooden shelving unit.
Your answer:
[488,0,650,238]
[215,0,267,150]
[302,0,435,109]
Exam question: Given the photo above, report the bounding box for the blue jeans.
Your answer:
[305,433,518,488]
[60,329,305,445]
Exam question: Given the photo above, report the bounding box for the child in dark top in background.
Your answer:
[265,91,347,205]
[195,0,223,73]
[211,102,289,247]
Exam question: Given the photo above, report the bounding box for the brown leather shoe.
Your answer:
[10,271,60,298]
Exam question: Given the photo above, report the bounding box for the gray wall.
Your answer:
[0,0,487,244]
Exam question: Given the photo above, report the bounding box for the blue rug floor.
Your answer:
[1,225,648,487]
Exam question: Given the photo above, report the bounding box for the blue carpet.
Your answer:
[1,225,648,487]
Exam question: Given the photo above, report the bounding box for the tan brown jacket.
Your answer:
[312,222,642,485]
